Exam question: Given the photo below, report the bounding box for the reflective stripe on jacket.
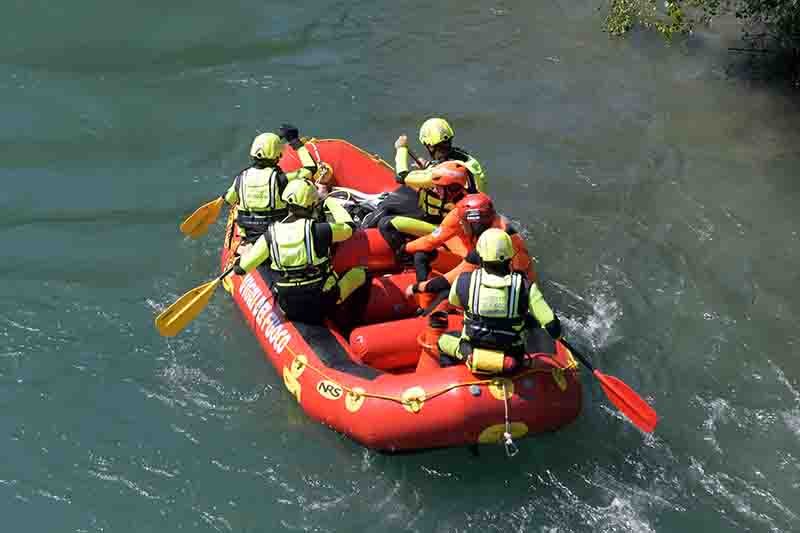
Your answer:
[268,219,330,285]
[458,270,526,350]
[225,166,289,221]
[417,189,455,219]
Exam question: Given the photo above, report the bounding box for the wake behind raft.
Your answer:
[216,139,583,453]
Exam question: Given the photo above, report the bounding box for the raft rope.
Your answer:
[283,341,576,410]
[502,381,519,457]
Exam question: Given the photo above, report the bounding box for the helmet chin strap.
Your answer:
[482,260,512,276]
[426,142,451,162]
[449,190,466,204]
[251,157,275,169]
[470,222,491,236]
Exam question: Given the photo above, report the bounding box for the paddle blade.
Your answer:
[594,370,658,433]
[155,278,222,337]
[180,197,224,238]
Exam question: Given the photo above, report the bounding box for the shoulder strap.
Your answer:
[267,167,278,210]
[469,269,482,314]
[304,220,315,264]
[507,273,522,319]
[236,169,248,208]
[233,165,250,194]
[449,147,470,162]
[454,272,471,310]
[268,223,281,267]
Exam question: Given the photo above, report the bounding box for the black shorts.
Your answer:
[276,280,338,325]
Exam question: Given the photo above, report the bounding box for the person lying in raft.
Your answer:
[231,179,366,325]
[404,193,536,306]
[375,160,471,260]
[222,125,319,246]
[437,229,561,373]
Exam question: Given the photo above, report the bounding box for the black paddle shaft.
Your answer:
[218,264,237,280]
[560,338,595,372]
[407,148,424,168]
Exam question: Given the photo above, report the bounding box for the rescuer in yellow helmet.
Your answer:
[367,117,488,260]
[436,229,561,373]
[232,179,366,324]
[395,117,487,194]
[221,125,320,243]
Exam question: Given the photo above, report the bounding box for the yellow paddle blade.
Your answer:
[155,277,222,337]
[180,197,224,239]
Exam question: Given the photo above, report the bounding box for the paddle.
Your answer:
[180,197,225,239]
[155,265,236,337]
[560,338,658,433]
[407,148,425,169]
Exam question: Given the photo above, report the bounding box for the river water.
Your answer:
[2,1,799,532]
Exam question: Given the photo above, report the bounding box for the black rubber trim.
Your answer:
[259,266,380,380]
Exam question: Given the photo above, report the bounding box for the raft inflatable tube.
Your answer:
[220,139,582,452]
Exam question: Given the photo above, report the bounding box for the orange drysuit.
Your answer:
[404,204,536,290]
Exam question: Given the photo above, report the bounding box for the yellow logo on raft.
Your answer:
[316,380,343,400]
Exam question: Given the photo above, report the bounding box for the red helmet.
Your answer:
[460,193,496,235]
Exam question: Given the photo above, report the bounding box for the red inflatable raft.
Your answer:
[219,139,582,452]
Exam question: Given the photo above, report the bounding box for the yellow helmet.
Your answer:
[476,228,515,263]
[419,117,454,147]
[250,133,283,160]
[281,179,320,209]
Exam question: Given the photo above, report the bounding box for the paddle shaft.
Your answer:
[560,338,595,372]
[407,148,424,169]
[218,264,236,281]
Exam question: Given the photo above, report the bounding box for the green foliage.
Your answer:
[604,0,799,42]
[604,0,697,40]
[604,0,800,81]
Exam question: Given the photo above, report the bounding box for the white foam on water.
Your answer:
[593,496,657,533]
[693,395,732,454]
[783,412,800,439]
[552,279,622,351]
[2,317,41,333]
[498,466,677,533]
[767,360,800,441]
[690,456,798,528]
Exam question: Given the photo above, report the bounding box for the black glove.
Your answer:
[278,124,300,144]
[232,258,247,276]
[396,250,414,266]
[424,275,450,294]
[413,251,433,283]
[465,249,481,266]
[544,316,562,340]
